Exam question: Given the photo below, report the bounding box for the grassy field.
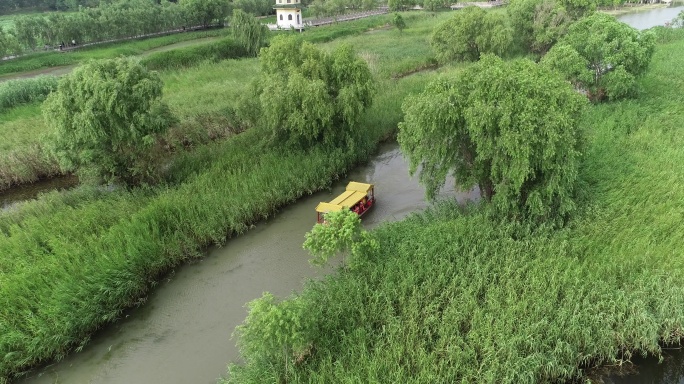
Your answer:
[226,29,684,384]
[322,12,445,78]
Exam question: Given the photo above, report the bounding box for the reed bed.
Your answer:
[0,76,57,112]
[139,37,247,71]
[226,35,684,383]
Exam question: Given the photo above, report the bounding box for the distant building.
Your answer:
[275,0,303,30]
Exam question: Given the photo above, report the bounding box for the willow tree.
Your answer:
[230,9,268,57]
[398,55,587,223]
[43,58,175,186]
[541,13,656,101]
[258,36,374,148]
[431,6,513,62]
[180,0,231,27]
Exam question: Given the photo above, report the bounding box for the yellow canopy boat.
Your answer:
[315,182,375,223]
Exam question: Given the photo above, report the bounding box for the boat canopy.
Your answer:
[315,202,346,214]
[315,182,374,214]
[345,182,373,193]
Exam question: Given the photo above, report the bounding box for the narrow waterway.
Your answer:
[17,142,478,384]
[0,175,78,210]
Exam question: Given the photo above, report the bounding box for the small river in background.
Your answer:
[17,142,478,384]
[617,3,684,29]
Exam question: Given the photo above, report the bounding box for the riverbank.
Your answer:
[226,27,684,384]
[601,3,669,16]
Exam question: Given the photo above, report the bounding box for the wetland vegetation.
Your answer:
[1,3,684,384]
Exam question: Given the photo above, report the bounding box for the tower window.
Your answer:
[288,14,292,20]
[279,14,283,20]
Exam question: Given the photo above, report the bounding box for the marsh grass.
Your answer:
[0,15,14,31]
[0,76,57,112]
[320,12,449,78]
[139,37,247,71]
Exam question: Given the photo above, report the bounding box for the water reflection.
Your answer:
[617,4,684,30]
[0,175,78,210]
[593,348,684,384]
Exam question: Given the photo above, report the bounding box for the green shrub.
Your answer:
[140,37,248,71]
[0,76,58,111]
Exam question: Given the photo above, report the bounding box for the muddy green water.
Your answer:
[17,142,478,384]
[0,175,78,210]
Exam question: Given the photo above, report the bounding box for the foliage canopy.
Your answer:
[43,58,175,186]
[541,12,656,101]
[392,12,406,33]
[180,0,232,28]
[431,6,512,63]
[258,36,374,149]
[507,0,575,55]
[230,9,268,57]
[304,209,379,268]
[398,55,587,223]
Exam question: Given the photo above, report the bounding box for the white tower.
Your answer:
[275,0,303,30]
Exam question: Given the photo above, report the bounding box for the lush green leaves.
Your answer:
[542,12,656,101]
[230,9,268,57]
[392,12,406,33]
[507,0,578,55]
[0,27,20,57]
[431,7,512,63]
[304,209,378,268]
[258,36,375,148]
[180,0,232,28]
[398,55,587,223]
[43,58,175,186]
[235,292,314,378]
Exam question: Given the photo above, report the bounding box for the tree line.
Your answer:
[0,0,274,56]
